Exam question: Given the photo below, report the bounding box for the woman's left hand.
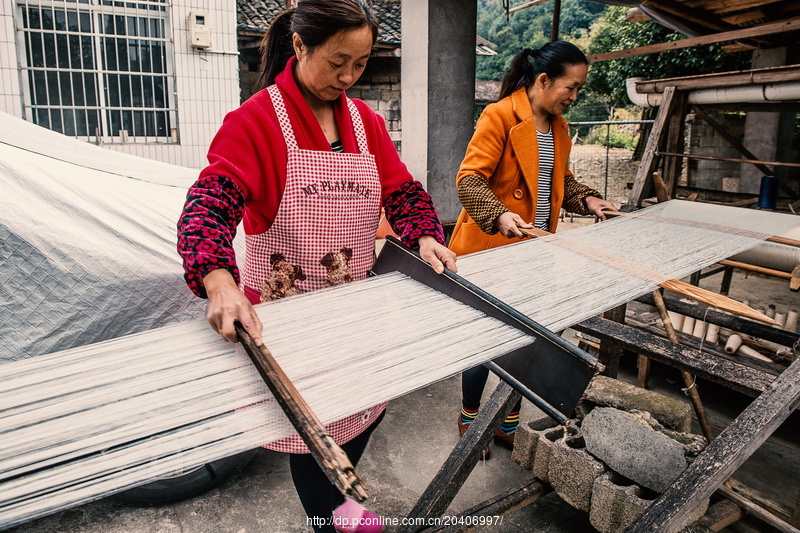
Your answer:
[585,196,617,220]
[418,235,458,274]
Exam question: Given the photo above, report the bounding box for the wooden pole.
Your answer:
[626,355,800,533]
[235,322,368,502]
[652,290,716,443]
[628,86,678,209]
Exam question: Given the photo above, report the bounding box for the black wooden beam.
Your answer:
[626,356,800,532]
[399,382,522,533]
[573,316,775,398]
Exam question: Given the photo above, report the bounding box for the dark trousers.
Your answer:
[289,410,385,533]
[461,365,521,414]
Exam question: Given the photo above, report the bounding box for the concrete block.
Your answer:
[721,176,740,192]
[511,415,558,470]
[583,376,692,432]
[549,434,606,512]
[589,471,656,533]
[531,425,564,482]
[582,407,687,493]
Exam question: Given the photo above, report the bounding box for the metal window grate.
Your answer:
[16,0,176,144]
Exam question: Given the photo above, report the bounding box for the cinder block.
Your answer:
[531,425,564,482]
[548,433,606,512]
[589,471,657,533]
[511,415,558,470]
[583,376,692,432]
[582,408,688,493]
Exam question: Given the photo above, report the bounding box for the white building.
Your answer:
[0,0,240,169]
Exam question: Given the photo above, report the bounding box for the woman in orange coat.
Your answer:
[450,41,614,456]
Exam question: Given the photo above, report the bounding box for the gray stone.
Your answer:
[589,471,656,533]
[511,416,558,470]
[583,375,693,432]
[582,407,688,493]
[548,434,606,512]
[532,426,564,482]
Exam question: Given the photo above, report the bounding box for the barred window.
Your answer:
[16,0,177,144]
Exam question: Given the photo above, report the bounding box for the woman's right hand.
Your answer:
[495,212,532,239]
[203,268,264,346]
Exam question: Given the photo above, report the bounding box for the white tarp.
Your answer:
[1,112,208,362]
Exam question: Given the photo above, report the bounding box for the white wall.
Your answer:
[0,0,240,170]
[0,1,22,119]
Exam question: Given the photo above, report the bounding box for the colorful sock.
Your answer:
[460,406,479,425]
[500,410,520,434]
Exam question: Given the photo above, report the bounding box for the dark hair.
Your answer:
[257,0,379,89]
[498,41,587,100]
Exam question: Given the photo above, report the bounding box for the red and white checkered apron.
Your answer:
[242,85,385,453]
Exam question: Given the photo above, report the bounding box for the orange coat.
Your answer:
[449,87,575,256]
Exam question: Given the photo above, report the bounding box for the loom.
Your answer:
[2,200,799,530]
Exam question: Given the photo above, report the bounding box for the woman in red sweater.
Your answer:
[177,1,456,531]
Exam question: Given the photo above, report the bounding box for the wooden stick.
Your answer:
[652,290,716,443]
[659,279,780,326]
[519,228,781,326]
[717,484,800,533]
[627,355,800,532]
[235,322,368,502]
[768,235,800,249]
[652,171,671,203]
[718,259,792,280]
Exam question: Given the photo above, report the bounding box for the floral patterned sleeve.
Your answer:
[177,175,245,299]
[383,180,446,249]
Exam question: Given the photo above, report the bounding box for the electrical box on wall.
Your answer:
[188,11,212,50]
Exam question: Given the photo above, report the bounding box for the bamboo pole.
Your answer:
[652,290,716,443]
[235,322,368,502]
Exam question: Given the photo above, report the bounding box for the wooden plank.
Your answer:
[685,0,785,15]
[640,0,734,32]
[573,316,776,398]
[657,151,800,169]
[417,480,552,533]
[399,381,522,533]
[662,90,687,195]
[635,292,800,349]
[587,19,800,63]
[694,499,744,531]
[598,303,627,378]
[627,86,677,210]
[636,64,800,93]
[626,355,800,533]
[725,478,796,522]
[717,484,800,533]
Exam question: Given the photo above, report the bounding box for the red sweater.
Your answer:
[178,58,444,298]
[200,56,413,235]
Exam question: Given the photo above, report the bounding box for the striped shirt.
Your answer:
[535,126,554,230]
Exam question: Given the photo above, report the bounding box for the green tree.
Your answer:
[586,7,750,104]
[476,0,605,81]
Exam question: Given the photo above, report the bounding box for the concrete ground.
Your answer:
[7,220,800,533]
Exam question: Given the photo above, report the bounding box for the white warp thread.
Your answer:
[1,200,799,528]
[0,272,534,529]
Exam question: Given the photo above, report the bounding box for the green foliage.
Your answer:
[476,0,606,81]
[586,7,750,103]
[583,124,638,149]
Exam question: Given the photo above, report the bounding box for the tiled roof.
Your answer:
[237,0,401,45]
[475,80,501,103]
